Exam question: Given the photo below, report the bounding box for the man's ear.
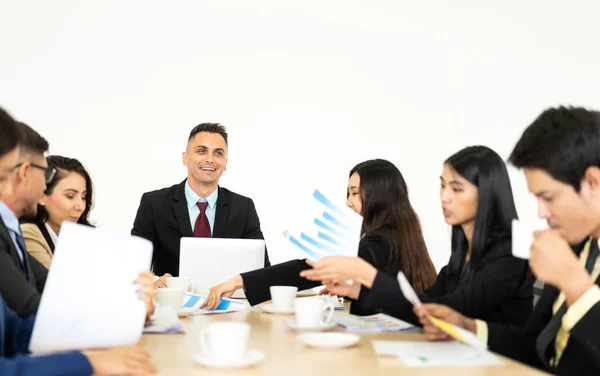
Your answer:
[583,166,600,198]
[182,152,188,167]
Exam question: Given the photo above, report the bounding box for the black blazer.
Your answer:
[0,216,47,316]
[362,236,534,326]
[131,180,271,276]
[487,276,600,375]
[241,228,396,315]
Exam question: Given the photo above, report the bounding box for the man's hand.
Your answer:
[84,346,156,375]
[300,257,378,288]
[531,230,594,305]
[134,272,156,326]
[414,303,476,341]
[153,273,172,289]
[200,275,243,310]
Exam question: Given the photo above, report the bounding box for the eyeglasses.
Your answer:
[11,162,57,184]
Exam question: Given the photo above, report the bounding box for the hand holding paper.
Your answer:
[397,272,485,350]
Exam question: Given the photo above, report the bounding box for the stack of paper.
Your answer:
[283,188,363,261]
[372,340,503,367]
[334,313,414,332]
[182,293,247,315]
[29,223,152,353]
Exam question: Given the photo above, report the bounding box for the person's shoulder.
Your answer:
[218,186,254,203]
[482,233,512,258]
[361,227,394,247]
[141,181,183,200]
[20,222,44,238]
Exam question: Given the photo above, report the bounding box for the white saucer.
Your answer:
[284,320,338,332]
[177,308,194,318]
[192,349,264,369]
[261,304,295,315]
[298,333,360,349]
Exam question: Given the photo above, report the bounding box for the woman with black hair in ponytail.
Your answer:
[303,146,534,326]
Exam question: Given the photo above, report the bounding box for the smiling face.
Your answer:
[346,172,362,215]
[183,131,228,188]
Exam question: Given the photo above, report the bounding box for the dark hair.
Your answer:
[188,123,228,144]
[445,146,518,279]
[34,156,94,226]
[15,122,49,156]
[0,107,19,157]
[509,106,600,192]
[350,159,436,292]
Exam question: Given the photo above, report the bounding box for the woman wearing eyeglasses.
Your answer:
[20,156,93,268]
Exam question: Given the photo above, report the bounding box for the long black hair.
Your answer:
[445,146,518,279]
[350,159,436,292]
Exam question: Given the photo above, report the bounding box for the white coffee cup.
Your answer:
[512,219,547,260]
[294,298,334,328]
[156,288,185,312]
[167,277,195,292]
[270,286,298,310]
[199,322,250,365]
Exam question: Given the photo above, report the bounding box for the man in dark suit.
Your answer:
[0,121,53,317]
[415,107,600,375]
[132,123,270,279]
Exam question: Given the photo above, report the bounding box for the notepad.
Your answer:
[334,313,414,332]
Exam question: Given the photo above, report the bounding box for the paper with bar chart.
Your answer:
[283,188,363,261]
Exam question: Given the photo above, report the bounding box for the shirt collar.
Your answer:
[0,201,20,234]
[184,181,219,210]
[44,222,59,245]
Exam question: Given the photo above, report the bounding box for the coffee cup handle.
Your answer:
[188,280,196,293]
[198,326,211,358]
[321,303,335,325]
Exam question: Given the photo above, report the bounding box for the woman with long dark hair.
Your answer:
[303,146,534,325]
[20,155,94,268]
[201,159,437,314]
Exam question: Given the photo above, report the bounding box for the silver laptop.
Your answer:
[179,237,266,298]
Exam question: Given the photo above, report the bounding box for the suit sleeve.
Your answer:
[29,255,48,294]
[131,193,157,268]
[0,243,41,316]
[563,288,600,370]
[242,198,270,267]
[21,225,52,269]
[241,260,319,305]
[363,247,530,325]
[0,299,94,375]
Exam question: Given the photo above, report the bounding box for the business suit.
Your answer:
[361,235,534,326]
[484,240,600,375]
[0,216,47,317]
[21,222,54,269]
[0,295,93,375]
[242,227,398,316]
[132,180,271,276]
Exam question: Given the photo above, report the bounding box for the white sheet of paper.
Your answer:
[372,340,502,367]
[512,219,547,259]
[397,272,422,307]
[283,188,363,261]
[29,222,152,353]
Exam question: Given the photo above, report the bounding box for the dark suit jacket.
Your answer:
[0,295,93,375]
[241,228,396,315]
[362,236,534,326]
[131,181,271,276]
[0,216,47,317]
[487,275,600,375]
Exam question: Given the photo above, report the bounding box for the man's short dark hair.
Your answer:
[188,123,228,144]
[15,121,49,156]
[0,107,19,157]
[508,106,600,192]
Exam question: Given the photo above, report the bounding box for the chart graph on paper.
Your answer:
[283,188,363,261]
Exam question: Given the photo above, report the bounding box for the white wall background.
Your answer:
[1,0,599,270]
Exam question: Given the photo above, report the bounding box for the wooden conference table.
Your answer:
[139,299,549,376]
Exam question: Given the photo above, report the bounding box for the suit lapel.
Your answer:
[212,187,229,238]
[0,216,24,269]
[173,180,193,237]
